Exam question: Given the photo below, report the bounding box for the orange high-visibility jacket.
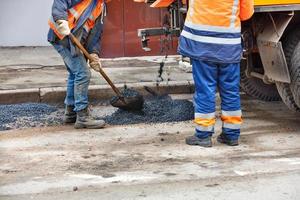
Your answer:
[178,0,254,63]
[49,0,107,40]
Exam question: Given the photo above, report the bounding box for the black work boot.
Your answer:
[185,135,212,147]
[64,105,76,124]
[74,107,105,129]
[217,133,239,146]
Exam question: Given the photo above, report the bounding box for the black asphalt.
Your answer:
[0,103,62,131]
[0,96,194,131]
[103,96,194,125]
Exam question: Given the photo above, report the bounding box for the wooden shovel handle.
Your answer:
[69,33,123,97]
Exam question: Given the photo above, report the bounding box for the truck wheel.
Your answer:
[276,82,300,112]
[240,65,281,101]
[290,43,300,108]
[276,28,300,112]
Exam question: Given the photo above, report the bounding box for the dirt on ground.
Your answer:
[0,94,300,200]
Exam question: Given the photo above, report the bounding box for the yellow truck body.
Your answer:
[255,0,300,6]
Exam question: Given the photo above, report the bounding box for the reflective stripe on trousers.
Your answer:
[194,112,216,133]
[192,59,241,140]
[221,110,242,130]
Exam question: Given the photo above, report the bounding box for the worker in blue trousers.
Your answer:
[178,0,254,147]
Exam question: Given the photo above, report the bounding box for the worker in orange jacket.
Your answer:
[179,0,254,147]
[48,0,111,129]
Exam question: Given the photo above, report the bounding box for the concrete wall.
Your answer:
[0,0,53,46]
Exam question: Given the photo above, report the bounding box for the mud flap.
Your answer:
[256,12,294,83]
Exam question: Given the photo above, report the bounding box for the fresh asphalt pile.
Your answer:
[0,96,194,131]
[103,95,194,125]
[0,103,62,131]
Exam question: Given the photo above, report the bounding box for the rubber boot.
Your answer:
[74,107,105,129]
[64,105,76,124]
[217,133,239,146]
[185,135,212,147]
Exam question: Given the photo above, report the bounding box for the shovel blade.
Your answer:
[110,96,144,111]
[110,88,144,111]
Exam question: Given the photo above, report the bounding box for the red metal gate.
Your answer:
[101,0,176,58]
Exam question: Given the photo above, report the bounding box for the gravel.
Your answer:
[0,103,62,131]
[121,88,141,97]
[0,95,194,131]
[111,88,141,101]
[103,95,194,125]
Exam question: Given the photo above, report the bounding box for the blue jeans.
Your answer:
[53,44,91,112]
[192,59,242,140]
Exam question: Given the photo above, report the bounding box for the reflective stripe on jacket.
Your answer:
[49,0,104,40]
[178,0,254,63]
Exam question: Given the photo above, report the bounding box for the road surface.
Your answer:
[0,95,299,200]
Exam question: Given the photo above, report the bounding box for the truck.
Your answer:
[135,0,300,112]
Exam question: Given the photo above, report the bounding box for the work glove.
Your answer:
[89,53,102,72]
[56,20,71,36]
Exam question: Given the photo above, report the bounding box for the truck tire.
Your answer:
[240,66,281,101]
[290,43,300,108]
[276,82,300,112]
[276,28,300,112]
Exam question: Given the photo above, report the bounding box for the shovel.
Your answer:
[69,33,144,111]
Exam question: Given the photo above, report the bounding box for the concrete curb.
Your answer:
[0,81,195,104]
[0,88,40,104]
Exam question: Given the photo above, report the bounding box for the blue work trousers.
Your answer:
[53,44,91,112]
[192,59,242,140]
